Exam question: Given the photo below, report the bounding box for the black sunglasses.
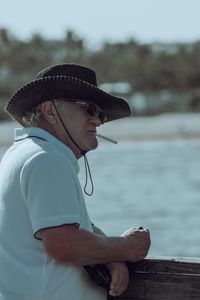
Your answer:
[76,101,107,124]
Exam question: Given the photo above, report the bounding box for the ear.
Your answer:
[41,101,57,125]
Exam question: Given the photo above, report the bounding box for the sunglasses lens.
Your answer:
[99,112,107,124]
[77,101,107,124]
[87,104,96,117]
[87,104,107,124]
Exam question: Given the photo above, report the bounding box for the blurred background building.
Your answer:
[1,29,200,120]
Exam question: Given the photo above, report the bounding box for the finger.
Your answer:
[109,266,119,290]
[114,265,129,295]
[109,265,129,296]
[109,263,124,296]
[110,274,129,296]
[109,274,119,296]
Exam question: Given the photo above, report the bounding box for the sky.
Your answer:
[1,0,200,46]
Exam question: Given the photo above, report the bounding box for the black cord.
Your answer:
[53,102,84,154]
[53,101,94,196]
[83,154,94,196]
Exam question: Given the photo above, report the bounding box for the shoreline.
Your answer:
[1,113,200,146]
[95,112,200,143]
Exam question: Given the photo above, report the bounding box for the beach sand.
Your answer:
[1,113,200,146]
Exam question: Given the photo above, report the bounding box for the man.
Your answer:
[0,63,151,300]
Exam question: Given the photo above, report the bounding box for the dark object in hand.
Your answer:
[84,264,111,289]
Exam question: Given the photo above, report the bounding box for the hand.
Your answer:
[121,227,151,262]
[106,261,129,297]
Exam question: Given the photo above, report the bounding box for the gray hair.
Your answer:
[22,99,71,127]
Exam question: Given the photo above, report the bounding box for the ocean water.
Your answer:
[79,139,200,258]
[1,139,200,258]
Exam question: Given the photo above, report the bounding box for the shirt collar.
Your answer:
[14,127,79,173]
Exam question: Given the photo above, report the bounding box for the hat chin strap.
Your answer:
[52,102,85,155]
[52,102,94,196]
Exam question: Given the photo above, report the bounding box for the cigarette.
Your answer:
[96,133,118,144]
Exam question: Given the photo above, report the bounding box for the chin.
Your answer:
[85,139,98,152]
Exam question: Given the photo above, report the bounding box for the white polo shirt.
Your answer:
[0,127,106,300]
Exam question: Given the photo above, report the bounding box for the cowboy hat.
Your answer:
[5,63,132,125]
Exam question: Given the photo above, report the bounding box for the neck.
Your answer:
[37,121,83,159]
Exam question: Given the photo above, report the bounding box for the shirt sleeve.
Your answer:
[20,152,81,239]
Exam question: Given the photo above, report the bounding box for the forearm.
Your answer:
[41,225,150,266]
[42,226,126,266]
[64,228,125,265]
[92,224,119,264]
